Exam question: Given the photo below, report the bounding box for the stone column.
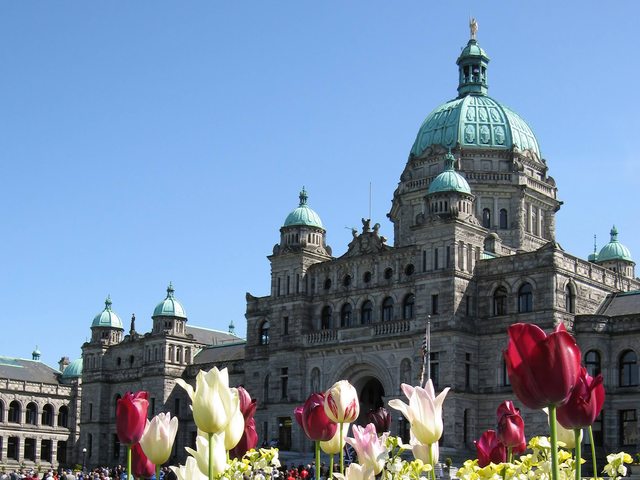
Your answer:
[493,197,499,228]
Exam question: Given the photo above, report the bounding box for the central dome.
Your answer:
[410,36,540,159]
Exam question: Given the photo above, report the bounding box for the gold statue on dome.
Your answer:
[470,17,478,40]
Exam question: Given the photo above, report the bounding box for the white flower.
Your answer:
[324,380,360,423]
[185,433,228,477]
[170,457,208,480]
[139,412,179,465]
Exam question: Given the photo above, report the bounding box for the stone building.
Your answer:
[79,286,244,468]
[0,349,81,471]
[15,25,639,470]
[242,27,640,459]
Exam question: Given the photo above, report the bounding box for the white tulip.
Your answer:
[139,412,179,465]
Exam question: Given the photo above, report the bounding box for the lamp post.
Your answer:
[82,447,87,474]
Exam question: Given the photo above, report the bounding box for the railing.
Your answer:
[374,320,411,335]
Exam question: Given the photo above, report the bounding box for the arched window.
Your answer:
[565,284,575,313]
[58,405,69,429]
[114,394,121,416]
[361,301,373,324]
[620,350,639,387]
[321,307,332,330]
[403,294,415,320]
[482,208,491,228]
[585,350,601,377]
[42,404,54,427]
[340,304,352,328]
[8,401,20,423]
[259,321,270,345]
[382,297,394,322]
[0,400,4,423]
[518,283,533,313]
[493,287,508,316]
[499,209,508,229]
[26,402,37,425]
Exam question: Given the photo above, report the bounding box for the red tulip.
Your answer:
[557,367,605,429]
[230,387,259,459]
[496,401,526,450]
[131,442,155,479]
[238,386,258,420]
[475,430,506,467]
[367,407,391,434]
[504,323,582,410]
[294,392,338,442]
[116,391,149,445]
[230,416,259,459]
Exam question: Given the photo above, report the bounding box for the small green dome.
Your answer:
[153,283,187,318]
[283,188,324,229]
[428,151,471,195]
[597,226,633,262]
[62,358,83,378]
[91,296,124,329]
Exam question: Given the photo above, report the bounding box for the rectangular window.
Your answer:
[277,278,281,296]
[422,250,427,272]
[431,295,439,315]
[430,352,440,389]
[283,316,289,335]
[150,398,156,417]
[112,434,120,460]
[24,438,36,461]
[286,276,290,295]
[41,439,52,463]
[620,410,638,446]
[89,403,93,421]
[174,398,180,417]
[7,437,18,460]
[281,368,289,400]
[465,353,471,389]
[446,246,451,268]
[296,274,300,294]
[56,441,67,464]
[434,248,439,270]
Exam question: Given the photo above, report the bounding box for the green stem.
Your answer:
[427,443,436,480]
[508,446,513,464]
[127,445,132,480]
[329,454,334,479]
[588,426,598,480]
[315,441,321,480]
[155,465,160,480]
[549,406,560,480]
[208,432,214,480]
[339,422,344,476]
[575,429,582,480]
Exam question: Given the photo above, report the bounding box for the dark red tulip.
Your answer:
[496,401,526,450]
[116,391,149,445]
[230,387,259,459]
[367,407,391,434]
[504,323,582,410]
[475,430,506,467]
[238,386,258,420]
[557,367,605,429]
[131,442,155,479]
[230,417,259,459]
[294,392,337,442]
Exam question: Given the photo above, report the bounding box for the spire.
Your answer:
[105,295,112,311]
[166,282,175,298]
[299,187,308,206]
[32,346,41,361]
[228,320,235,335]
[456,19,490,98]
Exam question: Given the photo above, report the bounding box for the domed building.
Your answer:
[243,22,640,460]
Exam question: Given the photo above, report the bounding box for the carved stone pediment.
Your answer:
[342,219,390,257]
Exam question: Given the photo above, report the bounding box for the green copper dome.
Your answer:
[410,31,540,158]
[153,283,187,318]
[91,296,124,329]
[62,358,83,378]
[283,188,324,229]
[597,226,633,262]
[428,151,471,195]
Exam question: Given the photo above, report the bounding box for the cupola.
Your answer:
[90,296,124,344]
[276,188,330,255]
[595,226,635,279]
[426,151,475,220]
[152,283,188,336]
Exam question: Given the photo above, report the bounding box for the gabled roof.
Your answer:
[186,325,241,346]
[192,342,246,365]
[596,290,640,317]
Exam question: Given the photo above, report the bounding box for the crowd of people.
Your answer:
[0,466,177,480]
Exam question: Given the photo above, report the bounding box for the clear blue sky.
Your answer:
[1,2,638,368]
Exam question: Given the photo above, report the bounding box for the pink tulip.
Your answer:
[557,367,605,429]
[475,430,506,467]
[345,423,389,474]
[367,407,391,434]
[132,442,156,479]
[496,401,526,451]
[116,391,149,445]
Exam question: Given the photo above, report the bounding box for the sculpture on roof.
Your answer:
[470,17,478,40]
